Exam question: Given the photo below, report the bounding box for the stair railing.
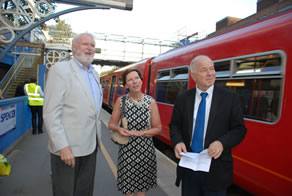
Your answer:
[0,53,40,97]
[0,55,26,96]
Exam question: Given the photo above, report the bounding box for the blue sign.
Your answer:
[180,39,190,46]
[0,104,16,135]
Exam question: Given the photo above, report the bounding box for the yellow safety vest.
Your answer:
[25,83,44,106]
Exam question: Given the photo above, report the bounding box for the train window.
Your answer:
[233,54,281,76]
[117,78,123,95]
[216,78,280,122]
[171,67,188,78]
[215,61,230,77]
[214,51,284,123]
[109,76,117,107]
[103,80,108,92]
[157,70,170,80]
[158,75,171,80]
[172,73,188,80]
[156,67,189,105]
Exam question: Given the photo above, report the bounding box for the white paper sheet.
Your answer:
[178,149,212,172]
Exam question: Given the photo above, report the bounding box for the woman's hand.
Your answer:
[119,127,131,136]
[127,130,143,137]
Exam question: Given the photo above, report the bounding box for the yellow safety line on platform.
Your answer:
[100,141,118,180]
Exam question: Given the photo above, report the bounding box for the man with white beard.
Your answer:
[43,33,103,196]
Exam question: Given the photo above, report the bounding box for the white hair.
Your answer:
[72,33,95,47]
[190,55,213,73]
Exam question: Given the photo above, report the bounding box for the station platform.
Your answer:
[0,109,180,196]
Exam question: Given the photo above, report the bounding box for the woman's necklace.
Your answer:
[129,94,144,107]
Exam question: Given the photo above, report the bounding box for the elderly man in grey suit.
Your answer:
[43,33,102,196]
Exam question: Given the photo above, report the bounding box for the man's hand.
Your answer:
[60,146,75,168]
[208,140,223,159]
[174,142,187,159]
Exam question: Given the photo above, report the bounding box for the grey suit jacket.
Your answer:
[43,59,103,157]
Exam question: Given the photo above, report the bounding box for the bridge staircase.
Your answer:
[1,55,41,98]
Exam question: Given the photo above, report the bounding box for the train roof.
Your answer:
[114,58,150,72]
[153,9,292,62]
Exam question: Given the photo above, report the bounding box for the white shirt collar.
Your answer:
[196,85,214,96]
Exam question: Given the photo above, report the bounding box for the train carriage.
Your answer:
[101,9,292,195]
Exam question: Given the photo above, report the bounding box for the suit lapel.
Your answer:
[70,59,96,109]
[186,89,196,140]
[92,68,103,108]
[92,69,102,95]
[206,86,220,137]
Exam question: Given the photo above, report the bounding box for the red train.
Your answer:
[101,9,292,195]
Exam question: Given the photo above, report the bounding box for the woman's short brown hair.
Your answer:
[121,68,143,86]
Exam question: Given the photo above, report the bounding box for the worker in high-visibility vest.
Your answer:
[24,78,44,135]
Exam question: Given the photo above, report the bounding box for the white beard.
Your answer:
[75,49,94,66]
[75,55,94,66]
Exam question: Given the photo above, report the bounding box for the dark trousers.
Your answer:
[181,168,226,196]
[30,106,43,133]
[50,148,97,196]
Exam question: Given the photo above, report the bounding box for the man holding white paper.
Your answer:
[179,149,212,172]
[169,55,247,196]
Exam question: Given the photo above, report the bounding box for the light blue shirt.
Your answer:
[73,58,101,112]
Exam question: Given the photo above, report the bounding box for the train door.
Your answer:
[109,75,117,108]
[153,66,189,145]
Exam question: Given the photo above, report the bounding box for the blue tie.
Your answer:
[191,92,208,153]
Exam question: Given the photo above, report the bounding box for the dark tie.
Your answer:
[191,92,208,153]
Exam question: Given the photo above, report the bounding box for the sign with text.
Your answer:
[0,105,16,135]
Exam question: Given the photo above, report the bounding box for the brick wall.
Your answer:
[208,0,292,37]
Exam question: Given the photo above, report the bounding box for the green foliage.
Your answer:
[46,19,73,41]
[55,19,72,37]
[100,67,120,76]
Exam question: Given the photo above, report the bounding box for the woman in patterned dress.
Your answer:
[108,68,162,196]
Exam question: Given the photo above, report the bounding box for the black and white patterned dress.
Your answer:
[117,94,157,194]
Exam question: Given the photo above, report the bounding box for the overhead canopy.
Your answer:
[92,59,134,67]
[52,0,133,10]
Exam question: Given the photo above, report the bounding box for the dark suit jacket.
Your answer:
[169,85,247,191]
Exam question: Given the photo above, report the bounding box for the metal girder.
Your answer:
[0,5,110,61]
[0,41,45,48]
[92,59,133,67]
